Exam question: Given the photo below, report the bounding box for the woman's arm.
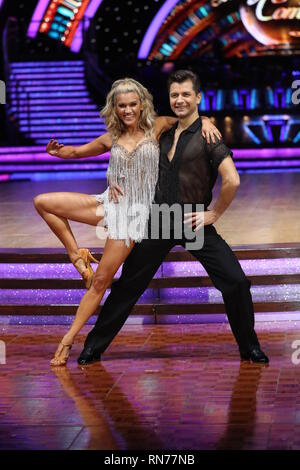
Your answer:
[200,116,222,143]
[154,116,177,140]
[154,115,222,143]
[46,133,112,159]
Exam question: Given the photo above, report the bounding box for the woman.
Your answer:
[34,78,220,366]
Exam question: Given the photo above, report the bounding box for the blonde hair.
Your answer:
[100,78,156,142]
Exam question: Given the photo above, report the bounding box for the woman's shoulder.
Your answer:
[98,132,114,150]
[154,116,178,138]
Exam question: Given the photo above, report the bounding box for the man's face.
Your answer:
[169,80,201,119]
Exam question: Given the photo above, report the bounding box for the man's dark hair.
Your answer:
[167,70,201,94]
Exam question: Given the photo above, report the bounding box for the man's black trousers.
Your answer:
[84,225,260,354]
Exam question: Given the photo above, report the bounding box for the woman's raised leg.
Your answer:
[34,192,103,271]
[50,237,134,366]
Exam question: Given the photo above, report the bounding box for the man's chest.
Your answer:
[160,132,207,167]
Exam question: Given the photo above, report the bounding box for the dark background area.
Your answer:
[0,0,299,145]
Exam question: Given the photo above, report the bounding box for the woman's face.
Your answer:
[115,92,143,128]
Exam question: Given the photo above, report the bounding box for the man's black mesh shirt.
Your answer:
[154,117,233,209]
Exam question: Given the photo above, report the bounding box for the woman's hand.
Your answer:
[201,118,222,144]
[108,182,124,203]
[46,139,65,157]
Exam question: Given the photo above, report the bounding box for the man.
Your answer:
[78,70,268,365]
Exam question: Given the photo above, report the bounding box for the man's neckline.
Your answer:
[168,116,202,135]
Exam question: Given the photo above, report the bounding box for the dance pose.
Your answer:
[78,70,269,365]
[33,78,220,366]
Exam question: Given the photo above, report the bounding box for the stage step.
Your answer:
[7,60,105,146]
[9,104,98,111]
[0,301,298,317]
[0,145,110,181]
[1,147,299,183]
[0,163,108,173]
[1,274,299,289]
[0,283,299,310]
[0,245,299,317]
[17,117,102,123]
[0,300,299,316]
[0,244,299,263]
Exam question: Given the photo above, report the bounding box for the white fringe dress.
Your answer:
[92,138,159,247]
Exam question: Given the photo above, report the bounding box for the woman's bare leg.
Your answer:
[34,192,103,269]
[50,238,134,365]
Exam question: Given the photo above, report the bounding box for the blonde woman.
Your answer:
[34,78,220,366]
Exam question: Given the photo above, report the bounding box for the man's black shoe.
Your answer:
[240,347,269,364]
[77,347,101,365]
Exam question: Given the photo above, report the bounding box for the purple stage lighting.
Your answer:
[27,0,50,39]
[71,0,105,52]
[138,0,180,59]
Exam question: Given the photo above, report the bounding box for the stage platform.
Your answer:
[0,172,299,324]
[0,171,299,247]
[0,13,299,455]
[1,321,300,450]
[0,169,299,451]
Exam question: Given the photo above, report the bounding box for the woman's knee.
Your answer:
[92,269,113,293]
[33,193,50,211]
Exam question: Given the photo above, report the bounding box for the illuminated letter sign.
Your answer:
[239,0,300,45]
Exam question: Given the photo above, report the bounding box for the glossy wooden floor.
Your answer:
[0,172,299,248]
[1,321,300,450]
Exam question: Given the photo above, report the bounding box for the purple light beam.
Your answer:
[138,0,180,59]
[27,0,50,39]
[71,0,105,53]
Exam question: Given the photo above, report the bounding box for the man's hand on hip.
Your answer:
[184,210,219,231]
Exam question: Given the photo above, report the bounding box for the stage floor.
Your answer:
[0,172,299,248]
[1,172,300,450]
[1,321,300,450]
